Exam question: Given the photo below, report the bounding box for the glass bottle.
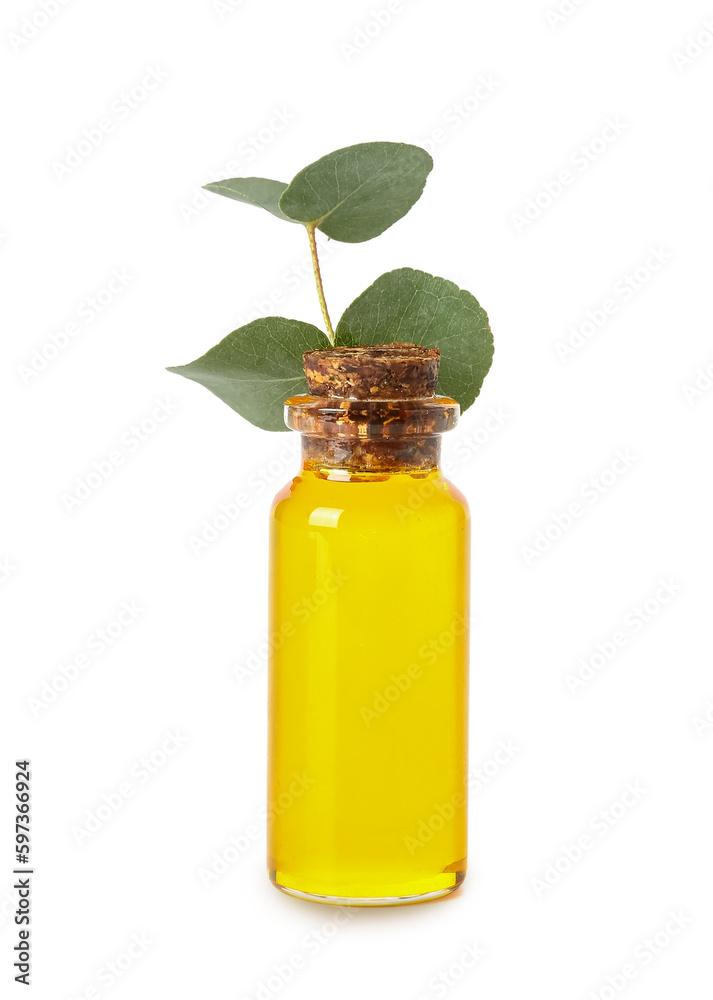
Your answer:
[267,347,469,906]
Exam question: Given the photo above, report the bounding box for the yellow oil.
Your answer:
[268,466,469,905]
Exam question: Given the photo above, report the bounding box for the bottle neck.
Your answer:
[285,396,458,475]
[300,432,443,475]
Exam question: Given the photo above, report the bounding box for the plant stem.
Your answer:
[306,224,335,344]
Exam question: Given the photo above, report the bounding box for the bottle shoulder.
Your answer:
[271,469,468,526]
[442,477,470,515]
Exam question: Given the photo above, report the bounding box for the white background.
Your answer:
[2,0,712,997]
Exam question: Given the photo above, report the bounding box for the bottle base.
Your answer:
[268,869,465,907]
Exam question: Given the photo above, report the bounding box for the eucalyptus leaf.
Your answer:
[335,268,493,411]
[202,177,297,223]
[278,142,433,243]
[167,317,326,432]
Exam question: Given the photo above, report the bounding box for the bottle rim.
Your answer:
[284,394,459,438]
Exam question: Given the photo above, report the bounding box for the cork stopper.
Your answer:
[303,343,440,400]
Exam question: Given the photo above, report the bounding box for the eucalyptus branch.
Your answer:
[171,141,493,432]
[306,225,334,344]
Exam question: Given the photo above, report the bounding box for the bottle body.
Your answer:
[268,430,469,903]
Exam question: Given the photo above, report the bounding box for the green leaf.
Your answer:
[278,142,433,243]
[335,268,493,411]
[202,178,297,223]
[167,317,326,432]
